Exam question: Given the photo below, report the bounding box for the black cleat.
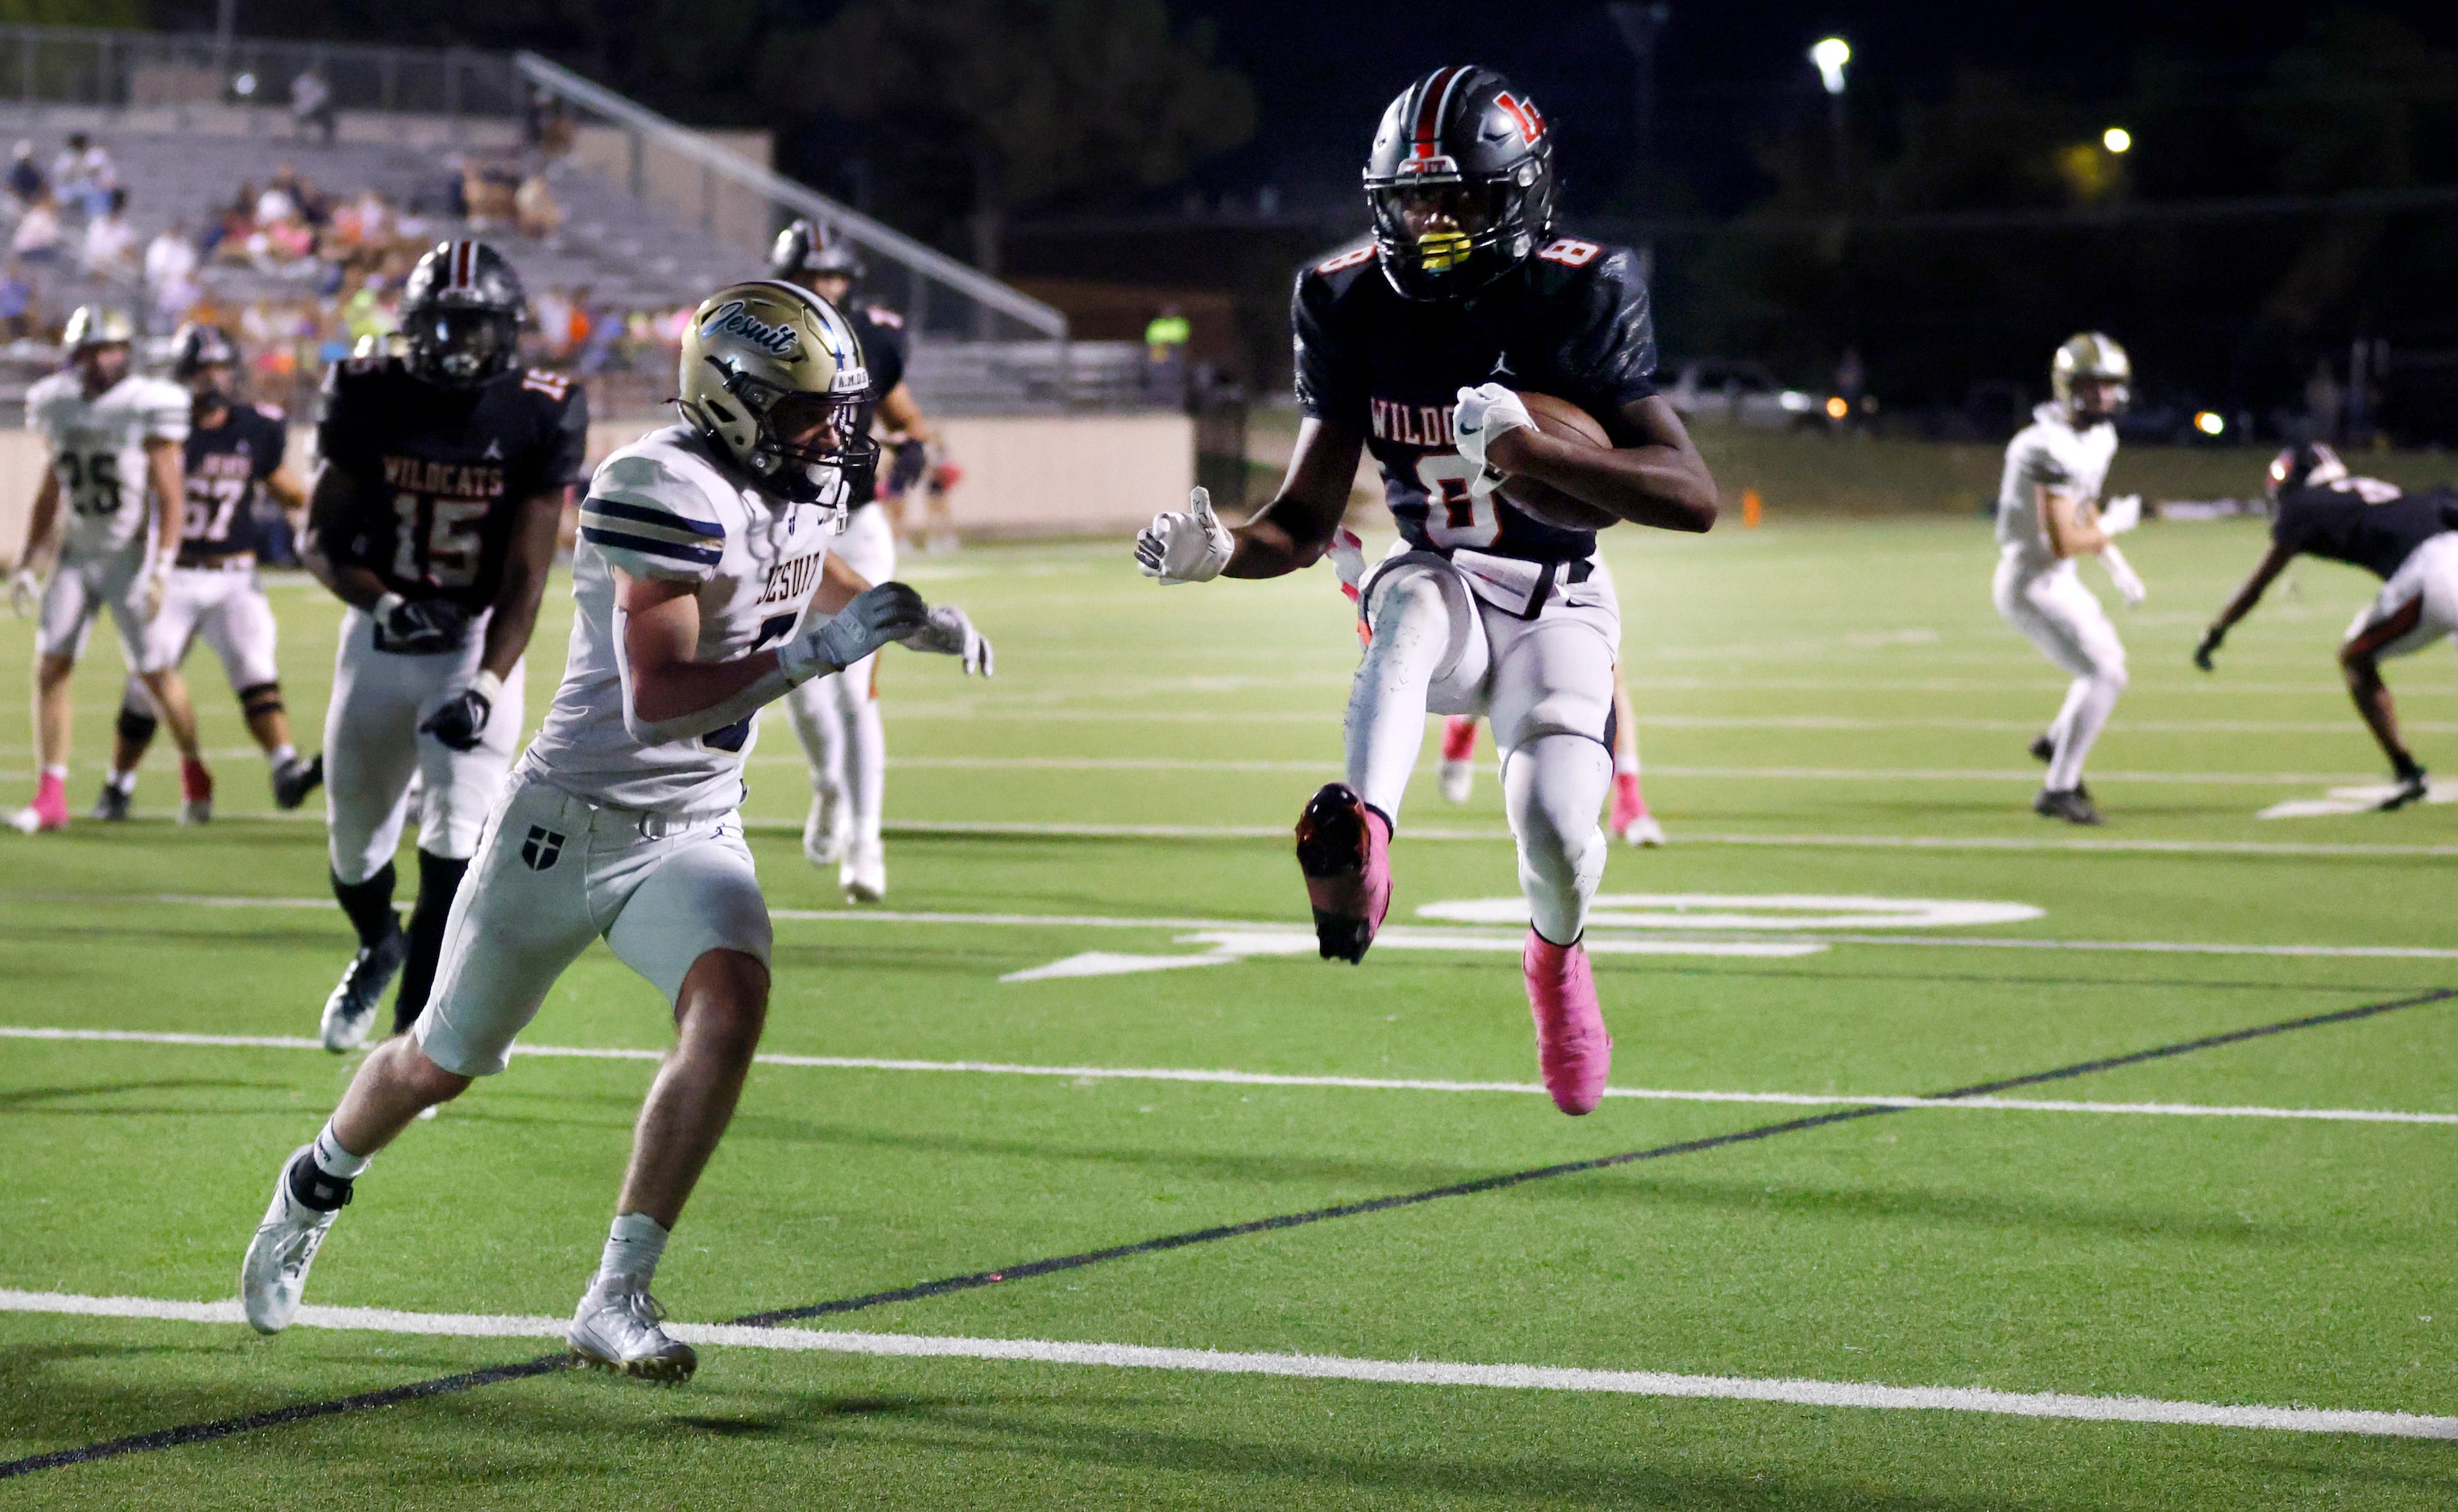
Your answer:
[2033,787,2103,826]
[320,927,408,1052]
[273,753,325,811]
[2028,734,2055,764]
[2379,770,2431,812]
[91,782,131,821]
[1294,783,1388,965]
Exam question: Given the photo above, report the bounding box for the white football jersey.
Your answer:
[519,425,836,816]
[27,370,189,562]
[1996,401,2118,573]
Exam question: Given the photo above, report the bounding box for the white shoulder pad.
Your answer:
[2008,423,2072,489]
[23,371,72,436]
[134,377,190,442]
[578,435,730,582]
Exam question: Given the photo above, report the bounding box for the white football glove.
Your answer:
[2099,494,2142,534]
[896,604,995,676]
[7,566,37,618]
[1134,485,1233,585]
[2102,543,2147,606]
[1453,383,1533,473]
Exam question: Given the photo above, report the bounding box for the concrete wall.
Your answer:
[2,412,1194,556]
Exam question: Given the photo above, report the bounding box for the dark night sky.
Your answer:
[1168,1,2458,216]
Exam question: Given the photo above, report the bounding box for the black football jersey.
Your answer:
[1294,233,1660,563]
[846,304,908,506]
[180,402,288,564]
[2273,480,2458,580]
[317,357,589,609]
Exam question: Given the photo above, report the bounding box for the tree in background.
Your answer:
[795,0,1254,272]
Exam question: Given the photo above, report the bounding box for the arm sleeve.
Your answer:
[1292,268,1368,423]
[577,452,724,584]
[1550,250,1660,412]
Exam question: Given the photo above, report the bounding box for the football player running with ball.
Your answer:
[2196,443,2458,810]
[768,219,947,900]
[241,280,992,1381]
[303,241,587,1053]
[7,306,212,832]
[95,322,322,820]
[1992,333,2145,826]
[1138,67,1716,1115]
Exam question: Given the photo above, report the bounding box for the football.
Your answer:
[1496,392,1622,531]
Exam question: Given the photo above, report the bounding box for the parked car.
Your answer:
[1663,358,1827,429]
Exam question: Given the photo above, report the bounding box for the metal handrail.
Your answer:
[512,52,1065,341]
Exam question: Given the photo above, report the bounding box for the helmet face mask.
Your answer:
[677,281,877,508]
[61,304,136,391]
[1363,66,1557,301]
[172,321,242,408]
[769,218,866,288]
[400,240,528,389]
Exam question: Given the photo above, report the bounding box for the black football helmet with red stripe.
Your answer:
[400,239,528,387]
[1363,65,1559,302]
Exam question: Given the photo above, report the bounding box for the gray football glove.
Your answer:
[778,582,930,684]
[896,605,994,676]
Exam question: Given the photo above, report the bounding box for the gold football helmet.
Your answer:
[676,279,874,506]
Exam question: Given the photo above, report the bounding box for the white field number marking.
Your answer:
[1417,894,2044,932]
[2,1290,2450,1440]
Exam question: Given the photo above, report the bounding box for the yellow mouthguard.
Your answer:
[1416,227,1472,271]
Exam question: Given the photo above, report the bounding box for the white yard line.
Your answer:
[1,1289,2447,1439]
[6,1025,2452,1126]
[734,754,2383,786]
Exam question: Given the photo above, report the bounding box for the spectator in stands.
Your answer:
[291,66,336,146]
[514,171,563,240]
[10,192,60,265]
[0,259,31,337]
[532,286,573,361]
[461,159,519,231]
[256,173,299,228]
[52,133,114,219]
[81,186,138,281]
[6,142,43,208]
[146,219,201,323]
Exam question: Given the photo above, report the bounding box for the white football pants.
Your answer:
[324,606,523,884]
[416,775,771,1078]
[36,543,159,669]
[1350,547,1619,944]
[784,502,894,846]
[142,564,280,692]
[2348,532,2458,659]
[1994,553,2127,791]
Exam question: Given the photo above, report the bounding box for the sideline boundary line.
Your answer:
[3,1291,2449,1441]
[7,1025,2456,1126]
[6,985,2448,1479]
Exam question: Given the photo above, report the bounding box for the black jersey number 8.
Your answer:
[58,451,123,518]
[391,494,490,589]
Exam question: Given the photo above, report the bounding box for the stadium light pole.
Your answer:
[1810,36,1851,191]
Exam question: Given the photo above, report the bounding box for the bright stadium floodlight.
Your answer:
[1810,38,1852,96]
[2195,411,2226,436]
[2104,126,2133,154]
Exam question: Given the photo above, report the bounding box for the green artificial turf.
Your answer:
[1,516,2453,1507]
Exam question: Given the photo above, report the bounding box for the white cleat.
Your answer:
[1618,813,1668,847]
[801,786,845,868]
[240,1145,349,1335]
[840,838,886,903]
[1437,758,1474,805]
[567,1279,697,1383]
[178,796,213,825]
[320,930,407,1053]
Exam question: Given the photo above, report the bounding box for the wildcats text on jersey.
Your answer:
[1371,399,1457,449]
[383,455,507,499]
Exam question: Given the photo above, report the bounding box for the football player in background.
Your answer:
[242,281,991,1382]
[1992,333,2145,826]
[302,240,586,1052]
[96,322,322,818]
[6,306,209,832]
[1436,671,1665,845]
[2196,442,2458,809]
[770,218,941,899]
[1139,68,1717,1116]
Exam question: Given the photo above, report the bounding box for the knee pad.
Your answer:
[238,681,285,721]
[114,705,159,745]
